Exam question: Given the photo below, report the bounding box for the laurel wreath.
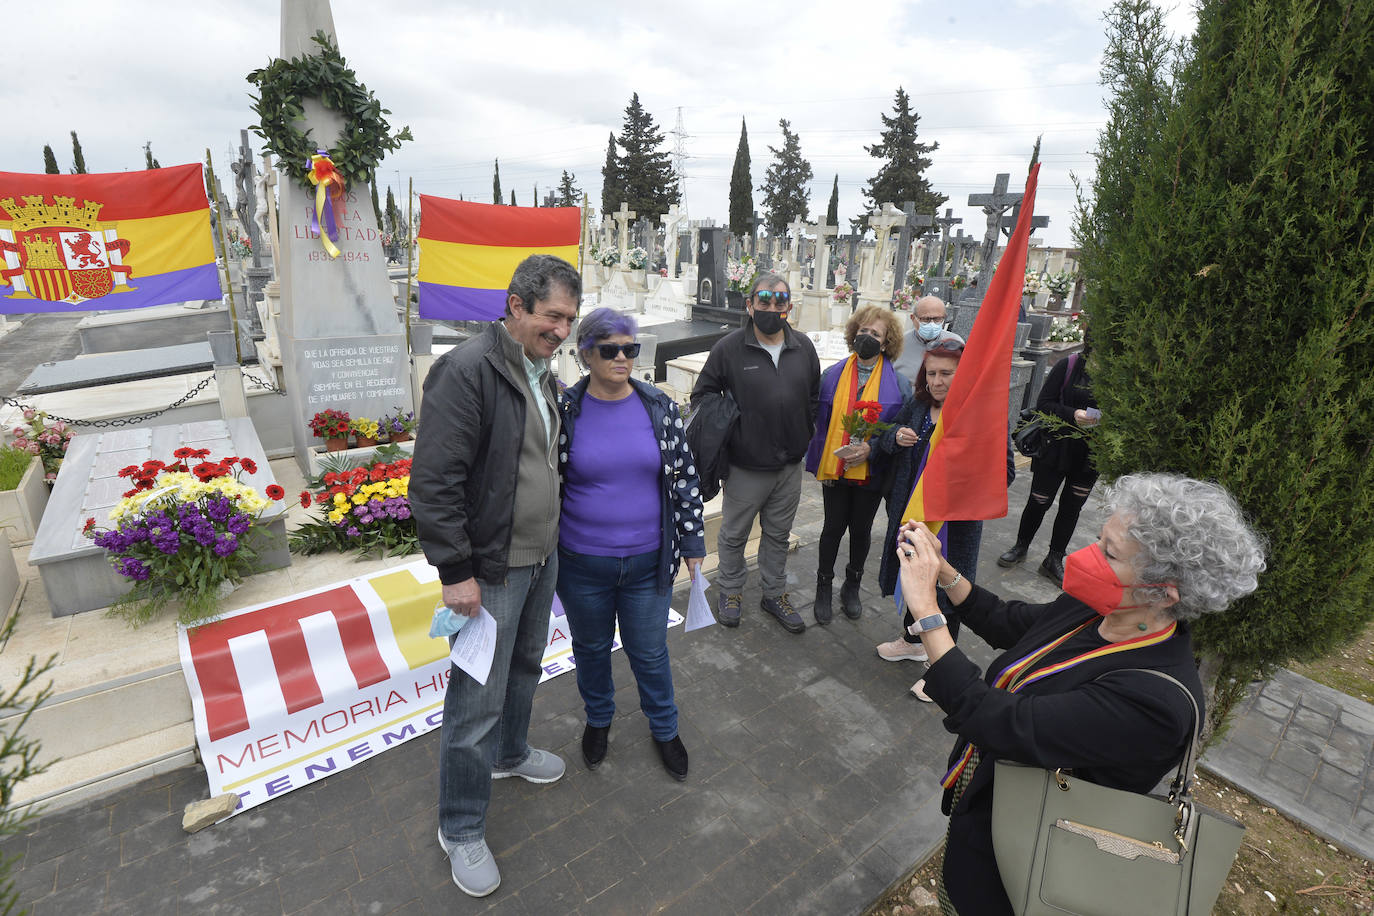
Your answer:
[247,31,412,188]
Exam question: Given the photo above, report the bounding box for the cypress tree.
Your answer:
[1086,0,1374,726]
[70,130,87,174]
[42,144,59,174]
[370,181,382,226]
[510,189,516,206]
[826,174,839,226]
[492,159,502,205]
[558,170,581,207]
[601,132,621,216]
[860,88,943,232]
[728,118,753,237]
[143,141,161,170]
[615,93,680,220]
[532,183,538,207]
[759,119,813,235]
[385,186,399,235]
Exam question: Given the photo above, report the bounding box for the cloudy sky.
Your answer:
[8,0,1196,248]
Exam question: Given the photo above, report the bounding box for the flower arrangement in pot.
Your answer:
[626,246,649,270]
[86,449,285,626]
[289,453,418,558]
[595,246,620,267]
[832,281,855,306]
[726,253,757,293]
[350,416,380,448]
[892,287,915,312]
[381,409,416,443]
[10,408,75,482]
[309,409,351,451]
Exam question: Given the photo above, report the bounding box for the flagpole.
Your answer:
[404,177,414,353]
[578,193,589,271]
[205,148,243,364]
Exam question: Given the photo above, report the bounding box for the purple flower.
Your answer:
[116,557,152,581]
[226,514,251,536]
[345,526,360,538]
[213,535,239,557]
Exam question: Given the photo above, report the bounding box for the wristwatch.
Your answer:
[909,611,948,634]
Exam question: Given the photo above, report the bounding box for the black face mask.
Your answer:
[752,310,786,335]
[853,334,882,360]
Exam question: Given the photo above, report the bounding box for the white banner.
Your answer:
[177,558,681,817]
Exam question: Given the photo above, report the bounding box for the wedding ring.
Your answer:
[903,549,914,558]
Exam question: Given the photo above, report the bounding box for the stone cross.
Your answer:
[866,203,906,294]
[660,204,686,278]
[261,152,282,268]
[787,216,808,265]
[810,219,839,289]
[746,210,764,255]
[968,174,1023,287]
[613,202,636,256]
[892,201,934,293]
[230,129,261,268]
[933,207,962,275]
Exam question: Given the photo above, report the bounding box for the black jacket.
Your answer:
[409,323,557,585]
[684,390,738,503]
[926,586,1202,914]
[689,320,821,471]
[1034,353,1096,475]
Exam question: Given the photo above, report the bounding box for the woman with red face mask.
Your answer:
[894,472,1265,916]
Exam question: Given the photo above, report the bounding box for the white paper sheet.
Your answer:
[448,606,497,685]
[684,571,715,632]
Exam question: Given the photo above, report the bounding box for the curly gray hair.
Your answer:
[1103,472,1267,621]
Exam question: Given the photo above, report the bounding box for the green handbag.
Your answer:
[991,670,1245,915]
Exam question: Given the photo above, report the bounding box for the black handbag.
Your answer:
[1013,354,1079,459]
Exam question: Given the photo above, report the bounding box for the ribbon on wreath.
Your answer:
[307,150,345,259]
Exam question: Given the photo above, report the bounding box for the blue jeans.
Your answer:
[438,557,557,844]
[556,547,678,741]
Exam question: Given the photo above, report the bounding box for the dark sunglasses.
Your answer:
[753,290,791,308]
[595,342,641,360]
[928,338,964,353]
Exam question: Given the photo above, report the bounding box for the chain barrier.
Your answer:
[243,370,288,396]
[2,375,216,428]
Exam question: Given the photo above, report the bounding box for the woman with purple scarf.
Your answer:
[555,308,705,781]
[804,306,912,625]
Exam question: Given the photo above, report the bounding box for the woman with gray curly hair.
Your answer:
[893,471,1265,915]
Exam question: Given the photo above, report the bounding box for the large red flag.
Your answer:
[903,162,1040,525]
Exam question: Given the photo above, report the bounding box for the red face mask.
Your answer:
[1061,543,1165,617]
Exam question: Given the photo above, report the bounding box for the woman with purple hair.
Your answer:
[555,307,705,781]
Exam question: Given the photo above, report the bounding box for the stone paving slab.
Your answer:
[1203,667,1374,861]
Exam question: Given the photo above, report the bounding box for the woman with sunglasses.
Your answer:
[804,306,911,624]
[555,308,705,781]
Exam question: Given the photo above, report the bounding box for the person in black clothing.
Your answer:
[998,343,1098,584]
[895,472,1265,915]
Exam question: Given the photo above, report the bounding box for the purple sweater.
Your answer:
[559,391,662,556]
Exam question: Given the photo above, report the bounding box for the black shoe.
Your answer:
[760,594,805,634]
[717,592,742,627]
[655,735,689,781]
[1039,551,1065,586]
[997,543,1029,568]
[581,724,610,770]
[814,579,833,626]
[839,578,863,619]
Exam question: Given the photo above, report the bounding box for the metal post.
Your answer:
[205,148,243,364]
[404,177,415,354]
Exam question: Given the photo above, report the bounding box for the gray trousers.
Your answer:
[716,462,803,596]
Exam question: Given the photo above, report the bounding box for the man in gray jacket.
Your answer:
[409,254,579,898]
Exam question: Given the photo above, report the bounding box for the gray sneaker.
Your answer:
[438,829,500,897]
[760,594,805,634]
[717,592,742,627]
[491,748,565,784]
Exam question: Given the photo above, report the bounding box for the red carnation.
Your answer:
[299,490,312,509]
[266,484,285,500]
[82,517,96,534]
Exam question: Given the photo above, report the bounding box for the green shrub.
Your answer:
[0,447,33,492]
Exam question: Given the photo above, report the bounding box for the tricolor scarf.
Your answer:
[940,618,1179,789]
[812,355,903,484]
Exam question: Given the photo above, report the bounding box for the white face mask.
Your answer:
[916,320,944,341]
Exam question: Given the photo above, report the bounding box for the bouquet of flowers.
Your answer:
[381,409,416,441]
[289,455,418,559]
[726,253,757,293]
[227,234,252,258]
[892,287,915,311]
[596,246,621,267]
[950,274,969,290]
[1023,269,1044,295]
[1046,271,1075,296]
[308,408,351,440]
[906,267,925,289]
[832,281,855,305]
[840,400,892,442]
[349,416,380,443]
[9,408,74,481]
[1048,312,1087,343]
[87,449,284,626]
[626,246,649,269]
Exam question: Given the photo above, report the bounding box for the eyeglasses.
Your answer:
[752,290,791,309]
[595,342,641,360]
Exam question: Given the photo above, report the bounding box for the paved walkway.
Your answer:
[3,471,1370,913]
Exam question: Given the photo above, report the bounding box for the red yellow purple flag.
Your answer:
[902,161,1041,526]
[0,164,221,313]
[416,197,580,321]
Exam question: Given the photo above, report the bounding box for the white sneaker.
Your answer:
[876,639,928,663]
[911,678,934,703]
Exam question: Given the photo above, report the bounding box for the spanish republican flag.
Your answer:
[903,162,1041,525]
[417,197,580,321]
[0,164,220,314]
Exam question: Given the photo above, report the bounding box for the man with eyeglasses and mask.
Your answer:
[892,294,959,384]
[410,254,579,898]
[691,272,821,634]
